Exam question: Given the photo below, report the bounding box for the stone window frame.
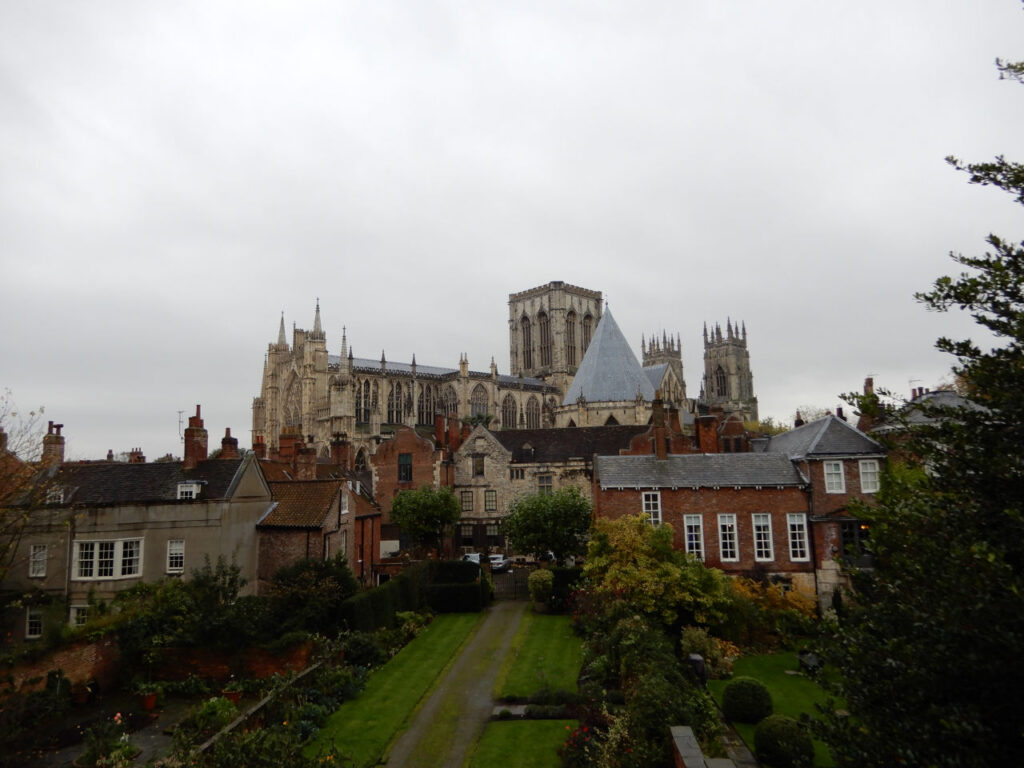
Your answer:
[537,474,553,495]
[398,453,413,482]
[566,311,577,367]
[461,491,474,512]
[25,608,43,639]
[72,538,143,581]
[29,544,46,578]
[485,489,497,512]
[718,514,739,562]
[787,513,810,562]
[752,512,774,562]
[167,539,185,574]
[472,455,485,476]
[859,459,880,493]
[824,460,846,493]
[684,514,704,561]
[538,311,552,367]
[642,491,662,525]
[521,316,533,370]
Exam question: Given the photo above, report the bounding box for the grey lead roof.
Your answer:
[562,309,656,405]
[327,355,549,388]
[596,453,807,489]
[760,414,883,458]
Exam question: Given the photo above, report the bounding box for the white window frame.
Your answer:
[753,513,774,561]
[824,461,846,493]
[684,514,704,560]
[73,538,143,581]
[26,608,43,639]
[485,489,497,512]
[29,544,47,578]
[70,605,90,627]
[859,459,880,493]
[787,513,810,562]
[46,487,64,504]
[642,491,662,525]
[340,491,349,514]
[166,539,185,574]
[461,491,474,512]
[177,482,201,500]
[718,514,738,562]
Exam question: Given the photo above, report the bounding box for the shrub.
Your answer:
[528,568,554,605]
[722,676,772,723]
[340,631,387,668]
[754,714,814,768]
[679,625,740,679]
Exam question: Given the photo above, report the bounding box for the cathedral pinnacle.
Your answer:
[312,299,323,338]
[277,313,287,347]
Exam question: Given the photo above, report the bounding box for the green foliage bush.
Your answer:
[754,714,814,768]
[548,566,582,609]
[679,625,738,679]
[722,676,773,724]
[528,568,554,604]
[340,631,387,668]
[423,582,482,612]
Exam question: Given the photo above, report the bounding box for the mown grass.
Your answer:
[495,611,583,699]
[469,720,576,768]
[305,613,483,767]
[708,652,838,767]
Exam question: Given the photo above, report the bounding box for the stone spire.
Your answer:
[277,312,287,348]
[311,299,324,340]
[340,326,347,359]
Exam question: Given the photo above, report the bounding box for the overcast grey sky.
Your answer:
[2,1,1023,461]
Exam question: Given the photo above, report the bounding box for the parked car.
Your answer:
[462,553,481,565]
[489,554,511,573]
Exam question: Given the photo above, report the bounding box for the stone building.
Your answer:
[252,281,757,464]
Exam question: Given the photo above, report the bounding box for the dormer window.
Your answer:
[46,487,64,505]
[177,482,201,500]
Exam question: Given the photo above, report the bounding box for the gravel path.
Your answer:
[384,600,528,768]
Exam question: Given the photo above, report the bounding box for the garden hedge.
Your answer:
[754,714,814,768]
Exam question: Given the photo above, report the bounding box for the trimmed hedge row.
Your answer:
[338,560,491,632]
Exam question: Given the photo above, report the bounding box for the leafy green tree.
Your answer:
[270,554,359,635]
[389,486,460,556]
[819,55,1024,767]
[583,514,731,630]
[500,486,591,564]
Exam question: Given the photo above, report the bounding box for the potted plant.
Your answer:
[221,678,244,705]
[134,680,162,711]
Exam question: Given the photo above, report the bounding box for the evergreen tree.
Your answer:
[820,56,1024,767]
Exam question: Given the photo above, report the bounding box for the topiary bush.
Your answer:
[527,568,554,605]
[754,714,814,768]
[722,676,772,723]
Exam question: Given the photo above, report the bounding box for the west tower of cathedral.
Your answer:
[701,320,758,422]
[253,284,758,459]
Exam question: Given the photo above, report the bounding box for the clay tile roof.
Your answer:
[261,480,343,528]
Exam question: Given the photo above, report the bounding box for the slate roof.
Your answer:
[760,414,884,459]
[491,425,649,464]
[260,480,343,528]
[643,363,668,391]
[563,309,657,405]
[327,355,551,390]
[596,453,808,489]
[44,458,247,506]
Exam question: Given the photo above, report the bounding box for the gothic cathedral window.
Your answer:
[471,384,488,417]
[525,396,540,429]
[521,317,533,370]
[582,314,593,353]
[566,311,577,366]
[502,394,517,427]
[715,366,728,397]
[538,311,551,368]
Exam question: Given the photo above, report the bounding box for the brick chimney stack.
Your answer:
[330,434,351,468]
[295,438,317,480]
[219,428,240,459]
[41,422,65,467]
[128,447,146,463]
[252,435,266,459]
[183,405,208,470]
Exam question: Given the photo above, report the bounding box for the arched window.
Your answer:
[501,394,517,427]
[521,316,533,370]
[566,311,577,366]
[356,380,370,423]
[418,384,435,426]
[525,396,540,429]
[471,384,488,417]
[441,385,459,415]
[371,381,379,415]
[284,379,301,427]
[538,311,551,368]
[582,314,594,353]
[387,383,403,423]
[354,449,367,471]
[715,366,728,397]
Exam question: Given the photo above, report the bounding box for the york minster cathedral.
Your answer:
[252,281,757,461]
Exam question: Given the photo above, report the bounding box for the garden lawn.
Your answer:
[304,613,483,767]
[495,611,582,698]
[708,652,838,767]
[469,720,576,768]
